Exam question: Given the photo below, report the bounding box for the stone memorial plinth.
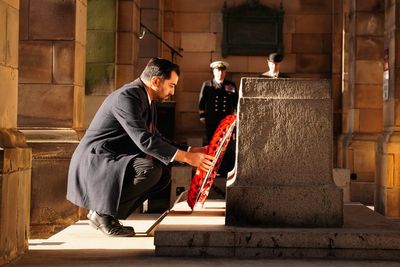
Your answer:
[154,78,400,259]
[226,78,343,227]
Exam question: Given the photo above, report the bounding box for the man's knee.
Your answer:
[130,158,162,187]
[146,161,163,186]
[149,166,171,194]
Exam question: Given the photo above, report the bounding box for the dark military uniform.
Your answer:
[199,79,238,177]
[199,79,238,142]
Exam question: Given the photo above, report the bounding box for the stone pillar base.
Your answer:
[337,133,378,205]
[226,78,343,228]
[375,131,400,218]
[226,185,343,227]
[0,129,32,266]
[20,129,80,238]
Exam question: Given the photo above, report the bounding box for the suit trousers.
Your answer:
[116,158,171,219]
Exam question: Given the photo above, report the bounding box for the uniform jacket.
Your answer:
[198,79,238,126]
[67,79,187,216]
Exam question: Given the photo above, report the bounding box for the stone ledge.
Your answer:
[0,129,28,147]
[155,200,400,260]
[240,78,331,99]
[19,128,80,142]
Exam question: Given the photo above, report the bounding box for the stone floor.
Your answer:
[7,202,400,267]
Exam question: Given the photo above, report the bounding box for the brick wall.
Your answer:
[86,0,116,96]
[375,0,400,218]
[85,0,141,128]
[0,0,18,129]
[18,0,85,129]
[18,0,86,238]
[163,0,334,141]
[338,0,384,205]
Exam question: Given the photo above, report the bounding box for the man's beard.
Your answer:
[158,92,171,102]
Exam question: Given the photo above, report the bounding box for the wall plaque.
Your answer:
[222,1,284,57]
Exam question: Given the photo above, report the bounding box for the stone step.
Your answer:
[154,200,400,260]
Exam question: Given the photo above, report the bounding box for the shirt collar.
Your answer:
[146,90,152,105]
[139,78,152,105]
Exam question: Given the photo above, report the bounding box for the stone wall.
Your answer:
[85,0,141,128]
[86,0,116,96]
[0,0,32,264]
[137,0,163,72]
[0,0,18,129]
[18,0,86,238]
[0,131,32,266]
[375,0,400,218]
[19,0,85,129]
[117,0,141,87]
[85,0,116,127]
[338,0,384,205]
[163,0,333,141]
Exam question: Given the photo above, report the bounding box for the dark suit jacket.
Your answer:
[67,79,187,216]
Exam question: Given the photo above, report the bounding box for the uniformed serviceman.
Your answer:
[198,61,238,178]
[198,60,238,142]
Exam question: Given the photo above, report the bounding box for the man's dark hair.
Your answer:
[268,52,284,63]
[140,58,180,82]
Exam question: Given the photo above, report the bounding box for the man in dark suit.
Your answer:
[67,58,213,237]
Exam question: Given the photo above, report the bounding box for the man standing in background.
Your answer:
[199,61,238,142]
[261,52,289,78]
[198,61,238,177]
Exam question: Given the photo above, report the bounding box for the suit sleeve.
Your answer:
[111,91,178,165]
[198,82,207,119]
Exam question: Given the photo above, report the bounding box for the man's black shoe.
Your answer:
[88,211,135,237]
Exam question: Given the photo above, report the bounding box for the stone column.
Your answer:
[85,0,141,127]
[0,0,32,264]
[226,78,343,227]
[116,0,141,88]
[337,0,384,205]
[138,0,162,69]
[85,0,116,128]
[18,0,86,237]
[375,0,400,218]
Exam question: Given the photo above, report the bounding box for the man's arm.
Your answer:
[112,90,178,165]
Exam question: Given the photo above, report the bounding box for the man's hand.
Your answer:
[200,118,206,124]
[175,149,214,172]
